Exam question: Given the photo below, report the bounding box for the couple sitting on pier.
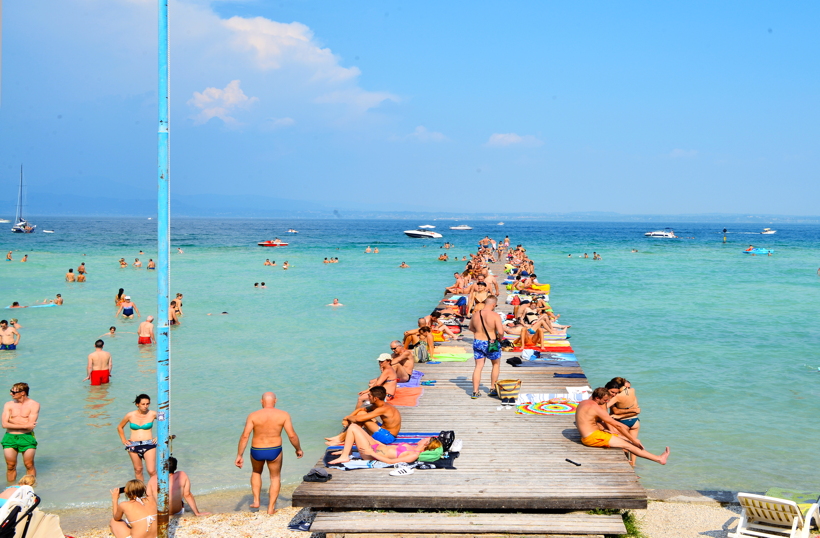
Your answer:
[324,386,442,465]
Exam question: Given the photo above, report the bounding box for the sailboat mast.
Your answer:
[16,165,23,223]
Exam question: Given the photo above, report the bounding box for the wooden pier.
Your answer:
[294,261,646,536]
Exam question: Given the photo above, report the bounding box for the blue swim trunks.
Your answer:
[473,339,501,361]
[250,445,282,462]
[371,428,396,444]
[0,344,16,351]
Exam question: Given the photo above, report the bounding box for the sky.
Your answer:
[0,1,818,215]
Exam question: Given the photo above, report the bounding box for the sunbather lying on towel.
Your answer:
[327,424,442,465]
[505,319,545,348]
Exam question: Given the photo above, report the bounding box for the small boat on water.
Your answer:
[0,219,9,223]
[418,225,436,229]
[286,229,299,234]
[644,228,677,238]
[497,222,504,226]
[43,230,55,234]
[761,228,776,235]
[258,238,289,247]
[11,166,36,233]
[449,224,472,230]
[404,229,443,239]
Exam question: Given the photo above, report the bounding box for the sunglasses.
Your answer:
[9,390,23,394]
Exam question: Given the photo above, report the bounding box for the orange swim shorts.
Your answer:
[581,430,614,448]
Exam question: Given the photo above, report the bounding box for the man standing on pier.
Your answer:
[235,392,303,514]
[469,296,504,399]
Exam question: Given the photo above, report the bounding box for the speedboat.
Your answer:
[644,228,677,238]
[761,228,776,235]
[418,225,436,229]
[43,230,55,234]
[449,224,472,230]
[497,222,504,225]
[0,219,9,223]
[404,229,443,239]
[258,239,289,247]
[286,229,299,234]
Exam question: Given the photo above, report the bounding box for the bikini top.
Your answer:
[130,421,153,430]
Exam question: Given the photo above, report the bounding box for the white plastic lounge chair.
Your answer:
[729,492,820,538]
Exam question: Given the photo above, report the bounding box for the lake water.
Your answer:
[2,218,819,508]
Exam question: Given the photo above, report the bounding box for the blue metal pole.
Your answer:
[156,0,171,535]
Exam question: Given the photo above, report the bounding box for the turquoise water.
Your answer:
[2,218,819,508]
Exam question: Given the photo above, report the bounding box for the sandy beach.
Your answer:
[63,490,749,538]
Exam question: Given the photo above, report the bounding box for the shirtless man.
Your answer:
[116,296,140,319]
[147,259,156,270]
[444,272,466,296]
[2,383,39,480]
[66,268,76,282]
[324,386,401,446]
[147,456,210,516]
[388,341,414,383]
[399,262,409,268]
[326,299,344,306]
[169,301,181,326]
[77,272,87,282]
[138,317,155,345]
[575,387,668,465]
[54,294,63,305]
[84,339,113,385]
[468,296,504,399]
[5,252,11,262]
[235,393,302,514]
[77,262,87,275]
[0,320,20,351]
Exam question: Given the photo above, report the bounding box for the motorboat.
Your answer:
[761,228,776,235]
[258,238,289,247]
[11,166,36,233]
[449,224,472,230]
[0,219,9,223]
[43,230,55,234]
[497,222,504,225]
[286,229,299,234]
[644,228,677,238]
[418,225,436,229]
[404,229,443,239]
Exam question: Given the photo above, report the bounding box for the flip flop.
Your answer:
[287,522,312,532]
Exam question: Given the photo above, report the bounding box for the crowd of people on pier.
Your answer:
[1,235,669,538]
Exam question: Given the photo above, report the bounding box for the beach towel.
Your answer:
[554,373,586,378]
[391,387,424,407]
[511,360,580,367]
[513,346,574,353]
[434,346,467,354]
[516,392,588,405]
[431,353,471,362]
[515,401,578,415]
[397,370,424,388]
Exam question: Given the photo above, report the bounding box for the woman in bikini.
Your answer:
[327,424,442,465]
[605,378,641,465]
[467,281,490,317]
[109,479,158,538]
[115,288,126,306]
[117,394,158,481]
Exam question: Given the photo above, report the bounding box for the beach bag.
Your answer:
[437,430,455,452]
[494,379,522,401]
[414,342,430,363]
[510,295,520,306]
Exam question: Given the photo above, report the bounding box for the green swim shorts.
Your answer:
[2,432,37,452]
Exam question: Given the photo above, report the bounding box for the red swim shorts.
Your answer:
[90,370,110,386]
[138,337,152,345]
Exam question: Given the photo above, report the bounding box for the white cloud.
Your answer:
[187,80,258,125]
[407,126,448,142]
[485,133,542,147]
[667,148,698,158]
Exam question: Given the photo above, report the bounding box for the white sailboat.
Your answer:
[11,166,36,233]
